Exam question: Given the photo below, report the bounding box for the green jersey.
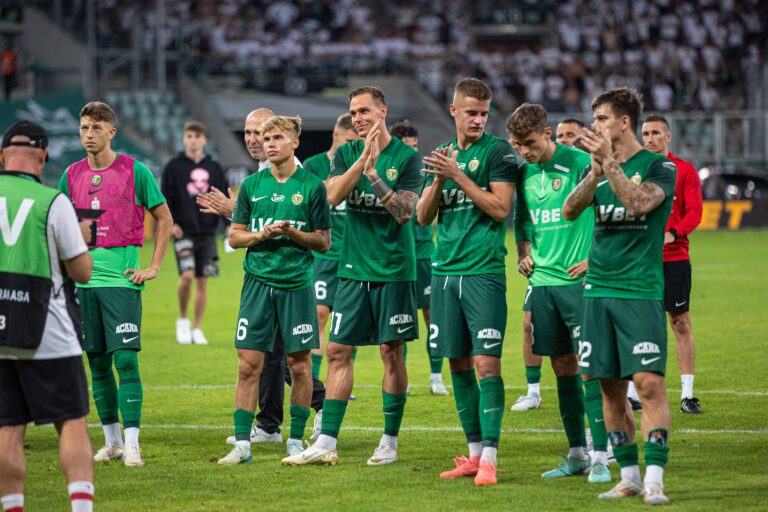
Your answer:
[514,144,594,287]
[232,166,330,290]
[583,149,676,300]
[424,133,518,275]
[57,155,165,290]
[304,151,346,261]
[330,137,423,282]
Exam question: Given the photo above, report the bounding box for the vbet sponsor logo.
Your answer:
[596,204,647,222]
[529,207,564,225]
[441,187,486,207]
[252,218,307,231]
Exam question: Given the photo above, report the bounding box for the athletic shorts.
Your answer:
[522,284,532,312]
[0,356,89,426]
[77,287,142,353]
[416,258,432,310]
[663,260,691,313]
[328,279,418,346]
[313,258,339,308]
[173,234,219,278]
[235,274,319,354]
[429,274,507,359]
[580,297,667,379]
[529,284,583,357]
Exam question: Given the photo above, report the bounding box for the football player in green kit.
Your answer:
[418,78,518,486]
[563,87,676,505]
[283,86,423,467]
[508,103,610,484]
[218,116,330,465]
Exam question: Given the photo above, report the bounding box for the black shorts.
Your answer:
[663,260,691,313]
[0,356,89,426]
[174,234,219,278]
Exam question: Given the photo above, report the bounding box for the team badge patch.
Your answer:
[468,159,480,172]
[292,193,304,205]
[552,178,562,191]
[631,174,642,185]
[91,174,103,186]
[387,168,399,181]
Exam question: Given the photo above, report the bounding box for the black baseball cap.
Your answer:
[2,121,49,150]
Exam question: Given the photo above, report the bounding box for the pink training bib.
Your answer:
[67,154,145,248]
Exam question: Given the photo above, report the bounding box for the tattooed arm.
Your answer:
[603,159,667,217]
[563,164,602,220]
[516,240,534,277]
[368,174,419,224]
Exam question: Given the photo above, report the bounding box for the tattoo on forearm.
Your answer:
[564,176,597,216]
[516,240,531,261]
[605,162,665,215]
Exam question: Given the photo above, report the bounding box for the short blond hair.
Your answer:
[260,115,302,138]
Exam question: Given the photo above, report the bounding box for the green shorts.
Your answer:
[522,284,532,312]
[416,258,432,310]
[313,258,339,308]
[235,274,319,354]
[77,287,142,353]
[580,297,667,379]
[329,279,418,346]
[429,274,507,359]
[530,284,583,357]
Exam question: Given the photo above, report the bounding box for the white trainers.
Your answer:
[598,479,643,499]
[510,394,542,411]
[218,444,252,465]
[226,426,282,445]
[286,438,304,456]
[281,444,338,466]
[367,444,398,466]
[310,409,322,441]
[643,483,670,505]
[176,318,192,344]
[123,443,144,467]
[430,375,450,396]
[93,442,123,462]
[191,328,209,345]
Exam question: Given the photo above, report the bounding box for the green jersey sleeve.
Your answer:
[645,158,677,201]
[134,161,166,209]
[57,167,70,195]
[488,140,519,182]
[395,152,424,193]
[309,183,331,230]
[231,178,252,226]
[330,146,349,178]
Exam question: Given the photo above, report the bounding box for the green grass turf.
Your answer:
[19,230,768,511]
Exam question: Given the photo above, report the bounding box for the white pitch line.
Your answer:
[142,383,768,397]
[83,423,768,435]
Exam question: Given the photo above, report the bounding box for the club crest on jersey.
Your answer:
[468,158,480,172]
[552,178,562,191]
[386,168,398,181]
[91,174,103,186]
[631,174,642,185]
[292,193,303,205]
[271,193,285,203]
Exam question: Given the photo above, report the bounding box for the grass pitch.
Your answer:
[20,230,768,511]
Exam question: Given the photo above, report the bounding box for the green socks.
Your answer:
[113,349,142,429]
[556,375,586,448]
[289,404,311,440]
[583,378,608,451]
[88,352,119,425]
[234,408,255,441]
[427,338,443,374]
[450,370,482,443]
[383,391,407,436]
[609,431,640,468]
[478,376,505,448]
[311,353,322,380]
[525,364,542,384]
[320,399,348,439]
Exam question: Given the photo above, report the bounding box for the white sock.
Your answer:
[468,441,483,458]
[681,374,694,399]
[235,440,250,450]
[569,446,589,460]
[620,464,641,483]
[592,450,609,465]
[68,481,94,512]
[1,493,23,511]
[528,383,541,396]
[479,446,497,465]
[644,464,664,487]
[314,434,337,451]
[380,434,398,449]
[102,423,122,447]
[627,382,640,401]
[430,373,442,382]
[124,427,139,446]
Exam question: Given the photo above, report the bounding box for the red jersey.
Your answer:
[663,152,703,262]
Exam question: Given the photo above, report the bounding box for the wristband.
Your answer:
[669,228,679,241]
